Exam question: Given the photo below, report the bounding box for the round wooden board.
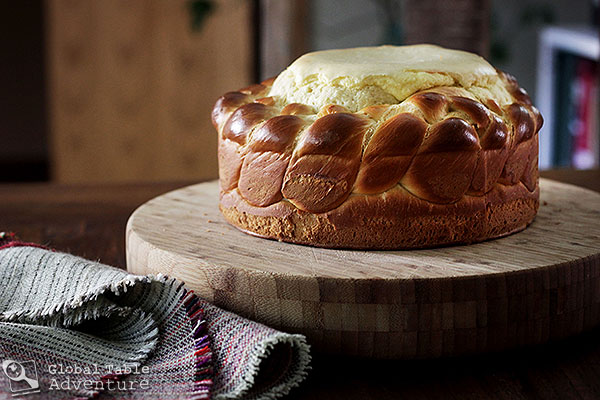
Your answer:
[126,179,600,358]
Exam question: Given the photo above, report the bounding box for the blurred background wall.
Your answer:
[46,0,252,183]
[0,0,598,183]
[0,3,47,181]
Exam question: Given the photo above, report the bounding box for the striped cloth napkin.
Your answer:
[0,234,310,399]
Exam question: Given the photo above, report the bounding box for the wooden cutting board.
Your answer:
[126,179,600,358]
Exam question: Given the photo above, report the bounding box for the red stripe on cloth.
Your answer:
[0,240,51,251]
[0,232,52,251]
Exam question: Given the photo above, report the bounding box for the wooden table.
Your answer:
[1,169,599,399]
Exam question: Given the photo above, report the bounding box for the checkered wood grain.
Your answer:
[126,179,600,358]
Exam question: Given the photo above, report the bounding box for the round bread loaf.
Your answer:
[212,45,542,249]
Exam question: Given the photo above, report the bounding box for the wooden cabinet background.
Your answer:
[46,0,253,183]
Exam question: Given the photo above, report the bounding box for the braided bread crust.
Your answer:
[212,72,542,249]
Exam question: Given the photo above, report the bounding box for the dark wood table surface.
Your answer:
[1,169,599,399]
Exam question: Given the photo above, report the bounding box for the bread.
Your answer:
[212,45,542,249]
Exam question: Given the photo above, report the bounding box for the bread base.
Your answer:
[220,182,539,250]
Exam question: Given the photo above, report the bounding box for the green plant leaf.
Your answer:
[188,0,216,32]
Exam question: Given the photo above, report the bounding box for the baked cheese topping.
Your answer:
[269,44,512,112]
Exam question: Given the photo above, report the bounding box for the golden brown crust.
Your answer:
[356,113,427,194]
[219,183,539,249]
[212,68,542,249]
[282,113,369,213]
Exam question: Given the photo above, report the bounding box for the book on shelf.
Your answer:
[571,58,599,169]
[552,52,599,169]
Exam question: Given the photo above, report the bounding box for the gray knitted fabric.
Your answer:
[0,244,310,399]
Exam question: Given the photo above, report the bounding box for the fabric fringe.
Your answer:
[1,273,154,328]
[182,289,214,397]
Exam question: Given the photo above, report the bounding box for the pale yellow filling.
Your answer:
[269,44,513,112]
